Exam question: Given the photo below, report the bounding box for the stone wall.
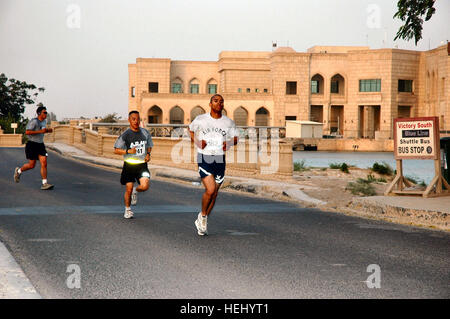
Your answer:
[317,138,394,152]
[0,134,22,147]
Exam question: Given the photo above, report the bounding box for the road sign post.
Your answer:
[385,117,450,197]
[11,123,17,134]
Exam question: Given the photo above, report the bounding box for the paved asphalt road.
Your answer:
[0,148,449,299]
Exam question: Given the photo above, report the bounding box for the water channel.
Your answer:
[293,151,435,184]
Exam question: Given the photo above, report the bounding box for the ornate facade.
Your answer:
[128,44,450,139]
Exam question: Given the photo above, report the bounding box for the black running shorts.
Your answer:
[25,141,48,160]
[120,162,151,185]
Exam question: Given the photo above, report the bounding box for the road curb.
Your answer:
[348,197,450,230]
[0,242,41,299]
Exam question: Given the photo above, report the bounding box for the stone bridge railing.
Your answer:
[45,121,293,178]
[89,123,286,139]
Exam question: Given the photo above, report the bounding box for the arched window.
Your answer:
[255,107,269,126]
[170,106,184,124]
[189,78,200,94]
[190,106,206,122]
[331,74,345,94]
[171,77,183,93]
[233,107,248,126]
[148,105,163,124]
[207,78,218,94]
[311,74,324,94]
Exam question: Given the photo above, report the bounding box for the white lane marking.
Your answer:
[226,230,259,236]
[27,239,65,243]
[331,264,347,267]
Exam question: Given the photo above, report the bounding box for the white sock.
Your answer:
[18,168,22,174]
[42,179,47,185]
[133,186,137,193]
[125,207,131,211]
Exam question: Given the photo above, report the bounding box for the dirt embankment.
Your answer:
[274,168,448,231]
[292,167,391,210]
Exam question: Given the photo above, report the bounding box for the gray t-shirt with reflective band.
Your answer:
[114,128,153,163]
[26,118,46,143]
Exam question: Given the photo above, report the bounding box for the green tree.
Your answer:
[394,0,436,45]
[0,114,28,135]
[98,113,121,123]
[0,73,45,122]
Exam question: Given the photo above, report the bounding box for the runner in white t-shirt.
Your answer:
[189,94,239,236]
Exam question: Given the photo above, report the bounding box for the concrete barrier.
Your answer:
[0,134,22,147]
[318,138,394,152]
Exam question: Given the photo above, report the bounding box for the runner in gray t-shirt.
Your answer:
[14,105,54,190]
[26,117,46,143]
[114,111,153,219]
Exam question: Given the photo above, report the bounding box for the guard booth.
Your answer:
[385,117,450,197]
[286,121,323,138]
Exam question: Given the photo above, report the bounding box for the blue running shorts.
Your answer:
[197,153,226,184]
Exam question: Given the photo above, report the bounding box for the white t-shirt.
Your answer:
[189,113,239,156]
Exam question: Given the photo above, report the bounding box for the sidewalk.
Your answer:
[46,143,450,232]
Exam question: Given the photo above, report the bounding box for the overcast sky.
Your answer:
[1,0,449,121]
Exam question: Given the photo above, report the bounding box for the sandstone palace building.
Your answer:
[128,44,450,140]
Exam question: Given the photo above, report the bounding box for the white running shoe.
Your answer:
[14,167,21,183]
[194,212,207,236]
[124,209,134,219]
[131,187,138,206]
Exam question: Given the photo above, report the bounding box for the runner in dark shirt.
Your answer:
[114,111,153,219]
